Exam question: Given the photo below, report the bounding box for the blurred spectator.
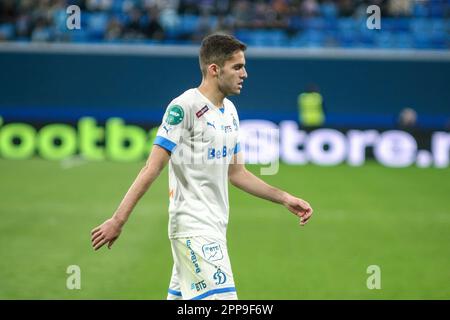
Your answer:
[105,17,123,40]
[0,0,17,23]
[145,6,164,40]
[272,0,290,16]
[212,14,234,35]
[87,0,112,12]
[301,0,320,17]
[15,1,35,39]
[31,16,52,42]
[215,0,231,16]
[398,107,418,129]
[123,7,145,39]
[232,0,253,29]
[388,0,413,17]
[178,0,200,15]
[159,6,179,32]
[298,83,325,128]
[191,8,214,42]
[320,0,338,19]
[253,1,269,28]
[338,0,355,17]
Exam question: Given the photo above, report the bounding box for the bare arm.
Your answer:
[91,145,170,250]
[228,152,313,226]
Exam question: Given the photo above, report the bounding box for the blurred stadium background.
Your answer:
[0,0,449,299]
[0,0,449,48]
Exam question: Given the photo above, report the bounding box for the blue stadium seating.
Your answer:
[0,0,448,49]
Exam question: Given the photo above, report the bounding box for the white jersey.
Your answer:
[154,88,240,240]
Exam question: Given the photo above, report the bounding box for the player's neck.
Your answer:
[197,81,225,108]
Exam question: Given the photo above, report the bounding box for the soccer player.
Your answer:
[91,34,313,300]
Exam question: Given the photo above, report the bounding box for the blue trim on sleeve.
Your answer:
[219,107,224,114]
[154,136,176,152]
[190,287,236,300]
[234,142,241,154]
[168,289,182,297]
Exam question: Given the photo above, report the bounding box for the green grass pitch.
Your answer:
[0,158,449,299]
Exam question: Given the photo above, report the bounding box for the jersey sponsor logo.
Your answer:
[208,146,234,160]
[191,280,207,292]
[222,125,232,133]
[202,242,223,261]
[213,267,227,285]
[186,240,201,274]
[196,105,209,118]
[207,145,235,160]
[206,121,216,129]
[165,105,184,125]
[162,125,171,134]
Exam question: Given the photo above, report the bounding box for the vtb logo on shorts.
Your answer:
[202,242,223,261]
[191,280,207,292]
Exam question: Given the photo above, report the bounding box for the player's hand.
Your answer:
[283,194,313,226]
[91,217,123,250]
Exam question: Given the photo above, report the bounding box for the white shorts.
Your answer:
[167,236,238,300]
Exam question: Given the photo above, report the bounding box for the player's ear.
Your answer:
[208,63,220,77]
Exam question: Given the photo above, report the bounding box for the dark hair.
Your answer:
[199,33,247,77]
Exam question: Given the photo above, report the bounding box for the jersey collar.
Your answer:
[195,88,225,114]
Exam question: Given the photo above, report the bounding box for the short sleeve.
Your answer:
[154,103,190,153]
[234,142,241,154]
[232,107,241,154]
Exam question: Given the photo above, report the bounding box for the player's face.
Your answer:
[217,50,248,96]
